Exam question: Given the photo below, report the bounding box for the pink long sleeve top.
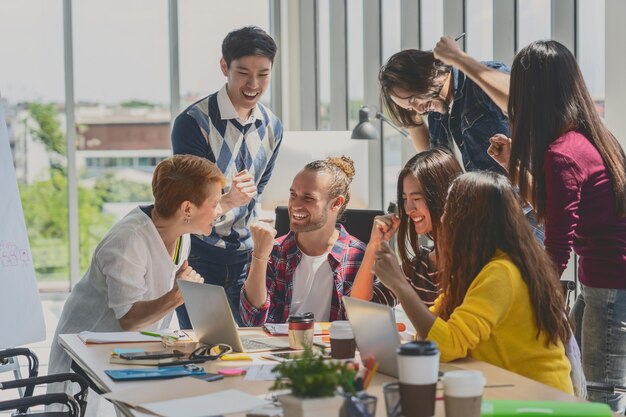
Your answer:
[543,130,626,289]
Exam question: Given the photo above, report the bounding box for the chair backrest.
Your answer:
[274,206,384,244]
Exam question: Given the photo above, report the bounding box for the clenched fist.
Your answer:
[224,170,257,208]
[175,260,203,284]
[487,134,512,170]
[250,221,277,259]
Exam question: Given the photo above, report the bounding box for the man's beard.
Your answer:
[289,208,329,233]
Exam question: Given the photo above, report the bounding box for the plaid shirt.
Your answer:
[240,224,388,326]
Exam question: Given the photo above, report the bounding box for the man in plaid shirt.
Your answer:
[240,157,391,326]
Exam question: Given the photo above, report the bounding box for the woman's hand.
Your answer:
[487,134,512,170]
[369,214,400,246]
[250,221,277,260]
[175,260,203,284]
[373,241,408,294]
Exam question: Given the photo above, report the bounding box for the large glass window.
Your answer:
[466,0,494,61]
[420,0,444,50]
[578,0,605,117]
[73,0,170,275]
[178,0,270,110]
[517,0,551,50]
[381,0,404,208]
[0,0,69,290]
[346,0,364,127]
[317,0,331,130]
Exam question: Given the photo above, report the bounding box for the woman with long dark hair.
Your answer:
[374,172,573,393]
[488,40,626,412]
[351,148,462,305]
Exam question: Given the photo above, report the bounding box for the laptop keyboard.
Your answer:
[240,336,289,351]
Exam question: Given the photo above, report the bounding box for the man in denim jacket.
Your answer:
[379,36,509,173]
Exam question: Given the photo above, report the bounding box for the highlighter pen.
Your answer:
[141,331,178,341]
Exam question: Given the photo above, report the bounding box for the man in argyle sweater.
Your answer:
[171,26,282,327]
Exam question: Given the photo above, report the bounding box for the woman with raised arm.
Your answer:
[487,40,626,412]
[374,172,573,394]
[352,148,462,306]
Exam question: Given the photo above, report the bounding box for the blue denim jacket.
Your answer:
[428,61,510,173]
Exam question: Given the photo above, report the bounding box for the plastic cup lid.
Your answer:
[288,312,315,323]
[329,320,354,338]
[442,370,485,397]
[397,341,439,356]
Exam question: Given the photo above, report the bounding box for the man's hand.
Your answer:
[433,36,466,66]
[373,241,407,295]
[250,221,277,260]
[487,134,512,170]
[222,170,257,211]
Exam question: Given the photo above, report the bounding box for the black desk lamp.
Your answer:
[351,105,409,139]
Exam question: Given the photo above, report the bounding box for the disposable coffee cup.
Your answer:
[329,321,356,359]
[288,312,314,350]
[442,370,485,417]
[397,341,440,417]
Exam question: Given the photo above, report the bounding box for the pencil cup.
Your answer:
[340,392,377,417]
[382,382,402,417]
[397,341,440,417]
[442,370,484,417]
[330,321,356,359]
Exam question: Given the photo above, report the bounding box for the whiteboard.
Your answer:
[0,98,46,348]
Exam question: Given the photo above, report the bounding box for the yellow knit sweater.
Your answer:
[427,250,573,394]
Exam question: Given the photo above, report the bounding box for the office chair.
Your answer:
[0,348,88,417]
[274,206,385,244]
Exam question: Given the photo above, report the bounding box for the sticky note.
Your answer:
[218,368,247,377]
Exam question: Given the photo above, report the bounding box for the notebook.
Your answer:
[105,365,206,381]
[178,281,289,353]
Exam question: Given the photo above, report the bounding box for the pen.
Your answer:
[454,32,466,42]
[141,331,178,340]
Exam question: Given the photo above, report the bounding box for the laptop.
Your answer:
[343,296,401,377]
[178,281,289,353]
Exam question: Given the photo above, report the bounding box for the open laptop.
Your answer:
[343,296,401,377]
[178,281,289,353]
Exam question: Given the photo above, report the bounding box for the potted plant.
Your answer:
[271,346,357,417]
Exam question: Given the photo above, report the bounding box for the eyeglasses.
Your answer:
[189,344,233,361]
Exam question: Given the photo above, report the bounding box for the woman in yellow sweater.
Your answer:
[374,171,573,394]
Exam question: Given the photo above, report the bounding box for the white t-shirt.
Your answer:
[48,206,190,377]
[289,251,333,322]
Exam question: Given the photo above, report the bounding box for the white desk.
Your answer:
[59,331,583,417]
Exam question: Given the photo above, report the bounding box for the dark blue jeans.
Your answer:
[176,249,249,329]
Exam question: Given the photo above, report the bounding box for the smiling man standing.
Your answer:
[172,26,282,327]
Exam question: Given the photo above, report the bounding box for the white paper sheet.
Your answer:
[244,364,279,381]
[77,331,160,344]
[140,389,268,417]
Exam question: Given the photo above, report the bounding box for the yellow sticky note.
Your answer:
[220,353,252,361]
